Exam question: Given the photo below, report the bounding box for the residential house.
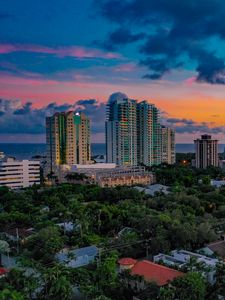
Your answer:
[0,267,8,278]
[199,236,225,259]
[118,258,184,291]
[1,227,35,243]
[56,222,75,233]
[135,184,169,197]
[56,245,98,268]
[154,249,218,284]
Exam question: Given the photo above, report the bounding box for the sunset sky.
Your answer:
[1,0,225,143]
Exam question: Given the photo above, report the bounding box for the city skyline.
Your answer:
[1,1,225,143]
[106,93,175,166]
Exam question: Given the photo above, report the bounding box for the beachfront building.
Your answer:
[194,135,218,168]
[106,93,175,167]
[46,111,91,174]
[137,101,162,166]
[106,93,138,166]
[0,157,40,189]
[161,126,175,164]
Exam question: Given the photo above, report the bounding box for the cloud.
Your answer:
[96,0,225,84]
[100,27,145,50]
[167,118,195,125]
[14,102,32,115]
[1,97,225,140]
[195,53,225,84]
[163,117,225,134]
[0,98,106,136]
[0,99,73,134]
[75,99,106,134]
[0,43,120,59]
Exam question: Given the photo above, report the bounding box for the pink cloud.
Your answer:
[0,43,121,59]
[113,63,137,72]
[185,76,197,86]
[0,73,59,87]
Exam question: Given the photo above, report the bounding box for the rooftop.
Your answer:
[56,245,98,266]
[135,184,169,196]
[56,245,98,268]
[0,268,8,276]
[118,258,137,266]
[1,227,35,239]
[126,260,184,286]
[207,240,225,258]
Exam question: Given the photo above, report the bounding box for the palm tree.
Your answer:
[159,286,175,300]
[41,264,72,300]
[0,289,24,300]
[0,240,10,266]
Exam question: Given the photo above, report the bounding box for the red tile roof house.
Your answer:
[118,258,184,292]
[0,267,8,279]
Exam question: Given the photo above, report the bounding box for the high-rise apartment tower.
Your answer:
[46,111,90,173]
[106,93,137,166]
[106,93,175,166]
[161,126,175,164]
[194,134,218,168]
[137,101,162,166]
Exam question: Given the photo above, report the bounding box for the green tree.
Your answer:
[212,263,225,297]
[0,289,24,300]
[97,251,118,288]
[172,272,206,300]
[0,268,38,300]
[202,175,211,185]
[94,296,112,300]
[25,226,64,262]
[159,286,175,300]
[40,264,72,300]
[0,240,10,266]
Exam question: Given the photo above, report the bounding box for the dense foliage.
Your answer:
[1,164,225,299]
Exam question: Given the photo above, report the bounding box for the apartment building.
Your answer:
[0,157,40,189]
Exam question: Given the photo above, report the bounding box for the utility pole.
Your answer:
[16,228,19,254]
[98,247,102,266]
[145,239,151,259]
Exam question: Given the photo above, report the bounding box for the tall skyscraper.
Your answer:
[194,134,218,168]
[106,93,175,166]
[106,93,137,166]
[161,126,175,164]
[46,111,90,173]
[137,101,161,166]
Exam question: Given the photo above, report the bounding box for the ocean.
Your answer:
[0,143,106,160]
[0,143,225,160]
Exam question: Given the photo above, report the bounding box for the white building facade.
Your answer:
[0,158,40,189]
[106,94,138,166]
[106,93,175,167]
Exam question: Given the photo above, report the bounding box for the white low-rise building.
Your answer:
[211,179,225,188]
[135,184,169,196]
[0,157,40,189]
[54,164,155,187]
[70,163,116,171]
[0,151,5,160]
[154,249,219,284]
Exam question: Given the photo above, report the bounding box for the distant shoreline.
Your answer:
[0,143,225,160]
